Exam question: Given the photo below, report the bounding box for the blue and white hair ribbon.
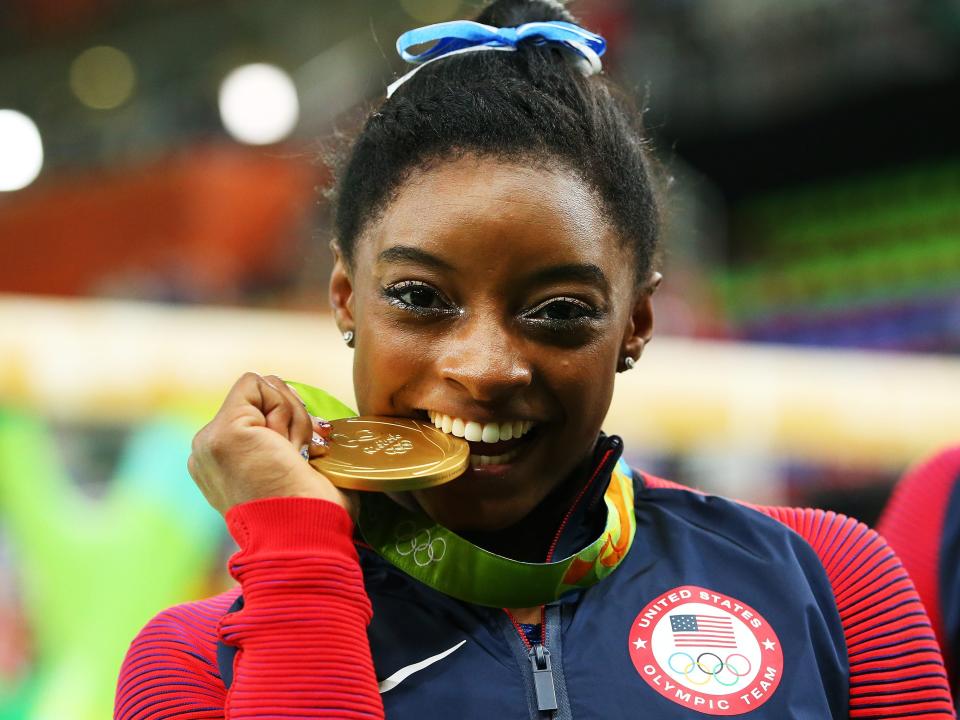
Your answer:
[387,20,607,98]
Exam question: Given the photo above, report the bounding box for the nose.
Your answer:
[437,313,532,403]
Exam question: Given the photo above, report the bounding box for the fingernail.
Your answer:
[312,432,329,447]
[300,444,310,460]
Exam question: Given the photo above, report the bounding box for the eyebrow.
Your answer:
[377,245,609,293]
[377,245,454,271]
[527,263,610,294]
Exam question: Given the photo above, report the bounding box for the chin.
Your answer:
[413,468,542,533]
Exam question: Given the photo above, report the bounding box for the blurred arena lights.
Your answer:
[69,46,137,110]
[218,63,300,145]
[0,109,44,192]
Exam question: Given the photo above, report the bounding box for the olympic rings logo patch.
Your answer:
[667,652,751,688]
[394,521,446,566]
[628,585,784,715]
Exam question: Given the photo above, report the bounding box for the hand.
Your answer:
[188,372,353,516]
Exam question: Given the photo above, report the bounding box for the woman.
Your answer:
[115,1,955,717]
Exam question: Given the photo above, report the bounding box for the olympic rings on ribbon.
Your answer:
[665,651,753,688]
[394,521,447,566]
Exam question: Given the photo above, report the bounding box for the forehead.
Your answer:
[356,155,627,275]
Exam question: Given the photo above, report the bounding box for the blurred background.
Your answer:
[1,0,959,717]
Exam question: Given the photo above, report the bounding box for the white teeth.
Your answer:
[464,421,483,442]
[428,412,534,441]
[481,422,500,443]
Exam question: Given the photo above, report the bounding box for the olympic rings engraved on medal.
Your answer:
[393,521,446,566]
[666,651,753,688]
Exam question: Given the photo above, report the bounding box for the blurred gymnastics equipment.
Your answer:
[2,293,958,472]
[716,160,960,353]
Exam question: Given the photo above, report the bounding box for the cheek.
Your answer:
[544,344,617,433]
[352,304,435,414]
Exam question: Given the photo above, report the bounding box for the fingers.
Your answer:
[256,375,296,439]
[283,382,333,438]
[220,372,333,456]
[307,432,329,458]
[262,374,313,449]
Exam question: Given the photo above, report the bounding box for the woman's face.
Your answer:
[331,155,654,532]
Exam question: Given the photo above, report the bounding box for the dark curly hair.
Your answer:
[333,0,660,283]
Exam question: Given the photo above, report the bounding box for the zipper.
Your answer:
[505,607,557,712]
[502,440,620,715]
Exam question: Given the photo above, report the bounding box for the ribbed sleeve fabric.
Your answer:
[644,475,956,717]
[114,591,238,719]
[763,506,955,718]
[878,447,960,675]
[114,497,384,720]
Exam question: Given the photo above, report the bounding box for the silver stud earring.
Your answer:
[623,356,636,371]
[342,330,354,347]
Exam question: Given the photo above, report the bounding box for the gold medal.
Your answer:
[309,416,469,491]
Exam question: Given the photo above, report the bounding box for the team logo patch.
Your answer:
[628,585,783,715]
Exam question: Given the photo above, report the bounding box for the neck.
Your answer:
[461,451,598,562]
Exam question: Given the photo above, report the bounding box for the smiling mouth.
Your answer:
[425,410,538,469]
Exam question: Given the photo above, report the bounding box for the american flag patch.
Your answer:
[669,614,737,648]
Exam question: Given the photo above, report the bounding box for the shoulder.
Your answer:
[127,587,240,652]
[639,471,915,616]
[641,471,878,559]
[878,446,960,679]
[115,588,239,719]
[638,471,956,715]
[637,471,842,562]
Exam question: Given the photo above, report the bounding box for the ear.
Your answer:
[621,272,662,364]
[329,243,355,334]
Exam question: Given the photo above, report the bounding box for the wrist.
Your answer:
[226,495,357,557]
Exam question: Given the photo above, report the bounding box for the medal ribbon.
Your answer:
[290,382,638,607]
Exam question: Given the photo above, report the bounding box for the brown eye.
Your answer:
[383,281,455,315]
[529,298,593,322]
[401,286,443,309]
[538,301,584,320]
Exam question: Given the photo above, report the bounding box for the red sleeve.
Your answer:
[644,475,956,716]
[114,497,384,720]
[877,446,960,670]
[761,506,955,718]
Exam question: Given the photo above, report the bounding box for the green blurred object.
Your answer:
[285,381,357,420]
[717,159,960,324]
[0,411,224,720]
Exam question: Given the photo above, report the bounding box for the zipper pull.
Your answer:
[529,643,558,712]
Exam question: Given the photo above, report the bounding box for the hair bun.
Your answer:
[474,0,575,27]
